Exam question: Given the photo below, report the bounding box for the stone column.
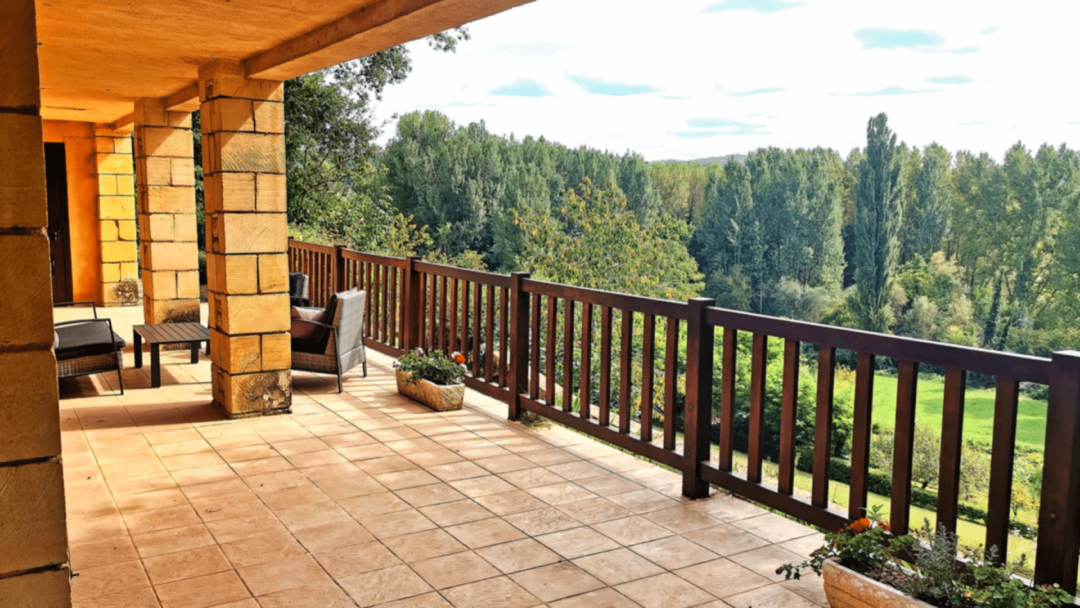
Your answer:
[0,0,71,604]
[94,126,139,305]
[133,99,200,323]
[199,59,291,418]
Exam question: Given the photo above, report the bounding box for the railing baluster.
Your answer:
[499,288,509,388]
[748,333,768,483]
[472,284,482,378]
[545,296,557,405]
[508,273,530,421]
[529,293,540,400]
[663,318,678,451]
[563,300,575,413]
[438,276,448,353]
[389,267,398,348]
[427,273,436,351]
[599,306,613,427]
[937,367,967,534]
[365,262,374,337]
[381,265,389,342]
[641,314,655,443]
[891,360,919,536]
[812,347,836,508]
[778,339,800,495]
[986,378,1018,563]
[849,352,875,520]
[449,278,458,354]
[719,328,737,471]
[460,282,470,365]
[619,310,633,434]
[580,303,593,421]
[486,284,496,382]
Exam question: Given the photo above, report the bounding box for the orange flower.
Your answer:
[879,521,892,532]
[850,518,871,532]
[452,352,466,365]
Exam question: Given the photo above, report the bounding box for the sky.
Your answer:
[373,0,1080,162]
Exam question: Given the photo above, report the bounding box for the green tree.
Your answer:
[851,113,903,332]
[904,143,953,262]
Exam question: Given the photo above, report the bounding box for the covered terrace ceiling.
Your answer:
[35,0,531,125]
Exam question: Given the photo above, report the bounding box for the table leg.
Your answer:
[205,337,211,356]
[151,344,161,388]
[134,332,142,368]
[190,341,199,364]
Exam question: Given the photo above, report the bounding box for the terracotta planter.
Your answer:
[396,371,465,412]
[823,559,936,608]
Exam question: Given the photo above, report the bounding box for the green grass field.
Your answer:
[865,373,1048,450]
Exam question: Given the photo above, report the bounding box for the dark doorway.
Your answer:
[45,143,73,303]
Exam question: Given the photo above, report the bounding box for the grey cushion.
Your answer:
[55,322,126,361]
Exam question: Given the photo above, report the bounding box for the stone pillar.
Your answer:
[199,59,291,418]
[0,0,72,605]
[93,126,138,305]
[133,99,200,323]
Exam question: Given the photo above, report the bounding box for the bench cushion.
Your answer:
[55,322,127,361]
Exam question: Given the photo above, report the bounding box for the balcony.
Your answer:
[58,304,828,608]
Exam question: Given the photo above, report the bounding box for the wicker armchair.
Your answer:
[54,301,126,395]
[289,272,311,307]
[291,290,367,393]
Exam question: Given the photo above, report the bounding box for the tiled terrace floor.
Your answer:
[58,305,828,608]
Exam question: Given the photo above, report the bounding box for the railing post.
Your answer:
[508,272,531,420]
[403,256,423,352]
[683,297,716,499]
[334,245,347,293]
[1034,350,1080,593]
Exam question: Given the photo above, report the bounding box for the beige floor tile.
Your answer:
[375,468,439,490]
[338,442,397,461]
[359,508,438,540]
[682,524,772,557]
[142,545,231,585]
[546,460,609,481]
[425,461,489,482]
[161,451,225,472]
[419,499,495,527]
[171,463,238,486]
[123,504,202,535]
[616,572,717,608]
[778,533,826,559]
[449,475,517,498]
[374,591,452,608]
[339,491,410,518]
[526,482,597,506]
[313,541,402,579]
[674,558,772,599]
[473,489,547,515]
[339,564,434,607]
[593,516,674,545]
[68,535,141,570]
[404,448,467,467]
[474,454,537,474]
[219,529,308,568]
[275,500,353,532]
[548,587,642,608]
[475,538,562,574]
[536,526,620,559]
[440,576,541,608]
[383,529,468,562]
[520,448,580,466]
[412,550,502,589]
[499,467,567,489]
[288,449,349,469]
[357,455,418,475]
[630,535,719,571]
[205,510,288,544]
[396,482,467,508]
[154,570,251,608]
[607,489,681,514]
[557,497,633,524]
[236,554,333,597]
[687,496,768,522]
[256,584,357,608]
[574,547,665,585]
[446,518,527,548]
[69,559,151,600]
[131,523,216,558]
[645,506,723,534]
[730,513,817,544]
[510,562,605,602]
[503,506,582,536]
[294,519,376,552]
[725,583,820,608]
[114,487,188,514]
[273,437,330,455]
[726,545,806,582]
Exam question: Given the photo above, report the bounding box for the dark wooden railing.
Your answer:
[289,239,1080,593]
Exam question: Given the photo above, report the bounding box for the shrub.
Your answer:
[394,349,466,386]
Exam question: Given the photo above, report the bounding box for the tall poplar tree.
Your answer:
[851,113,903,333]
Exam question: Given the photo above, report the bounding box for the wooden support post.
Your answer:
[1034,351,1080,593]
[508,272,531,420]
[334,245,347,293]
[683,297,716,499]
[403,256,422,351]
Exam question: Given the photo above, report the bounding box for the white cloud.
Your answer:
[374,0,1080,161]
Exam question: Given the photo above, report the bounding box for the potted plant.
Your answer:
[778,505,1074,608]
[394,349,467,411]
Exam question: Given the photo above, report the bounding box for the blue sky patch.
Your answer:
[981,26,1000,35]
[854,86,936,96]
[702,0,805,13]
[674,130,723,139]
[927,75,973,85]
[686,118,766,135]
[731,87,786,97]
[490,79,552,97]
[854,28,944,49]
[567,74,658,96]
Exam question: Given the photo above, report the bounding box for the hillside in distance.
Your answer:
[653,153,747,166]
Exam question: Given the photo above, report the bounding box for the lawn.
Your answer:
[864,373,1048,450]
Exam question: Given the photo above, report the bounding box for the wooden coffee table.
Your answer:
[133,322,211,388]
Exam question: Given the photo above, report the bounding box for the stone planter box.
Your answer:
[823,559,936,608]
[396,371,465,412]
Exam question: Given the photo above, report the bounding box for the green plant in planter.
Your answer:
[778,505,1074,608]
[394,349,466,386]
